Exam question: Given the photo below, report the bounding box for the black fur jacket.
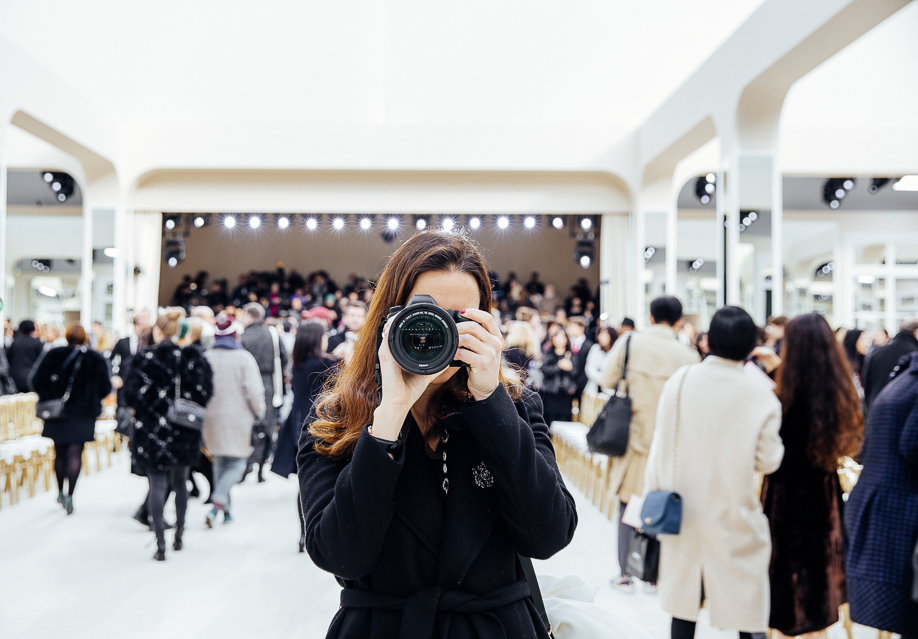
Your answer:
[31,346,112,418]
[124,340,213,472]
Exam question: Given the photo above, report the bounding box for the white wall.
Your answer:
[157,220,599,306]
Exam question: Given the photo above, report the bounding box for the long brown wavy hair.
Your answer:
[775,313,864,472]
[310,230,522,458]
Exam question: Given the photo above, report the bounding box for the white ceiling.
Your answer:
[0,0,766,136]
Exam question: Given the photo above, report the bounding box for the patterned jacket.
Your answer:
[124,340,213,471]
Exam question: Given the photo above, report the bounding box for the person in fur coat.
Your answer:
[761,313,863,637]
[124,309,213,561]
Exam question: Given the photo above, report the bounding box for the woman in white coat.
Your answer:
[644,306,784,639]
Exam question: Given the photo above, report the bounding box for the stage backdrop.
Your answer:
[157,217,600,306]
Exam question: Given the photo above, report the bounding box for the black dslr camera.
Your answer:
[378,294,473,375]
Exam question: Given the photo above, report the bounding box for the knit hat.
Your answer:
[215,314,237,337]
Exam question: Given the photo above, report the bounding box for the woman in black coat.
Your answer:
[31,324,112,514]
[124,309,213,561]
[539,330,576,426]
[845,352,918,637]
[760,314,864,636]
[297,231,577,639]
[271,320,335,551]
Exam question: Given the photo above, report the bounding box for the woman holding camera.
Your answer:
[297,231,577,639]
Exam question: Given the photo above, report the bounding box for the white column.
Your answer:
[715,167,725,309]
[0,151,7,330]
[112,200,127,336]
[665,197,677,296]
[81,205,94,327]
[125,208,136,323]
[632,202,646,328]
[770,159,784,317]
[724,154,741,305]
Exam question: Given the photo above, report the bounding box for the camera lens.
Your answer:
[399,315,447,364]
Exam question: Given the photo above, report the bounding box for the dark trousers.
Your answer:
[672,618,761,639]
[148,467,189,536]
[618,501,632,577]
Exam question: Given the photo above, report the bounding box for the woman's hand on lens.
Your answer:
[454,308,503,401]
[373,317,436,440]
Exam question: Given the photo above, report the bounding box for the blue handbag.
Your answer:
[640,368,688,536]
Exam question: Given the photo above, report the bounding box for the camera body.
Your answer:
[379,294,472,375]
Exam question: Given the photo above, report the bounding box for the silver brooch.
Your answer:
[473,462,494,489]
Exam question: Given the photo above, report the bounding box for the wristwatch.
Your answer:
[368,423,406,456]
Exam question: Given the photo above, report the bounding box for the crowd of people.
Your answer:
[2,232,916,638]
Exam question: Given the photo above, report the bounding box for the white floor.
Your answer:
[0,450,877,639]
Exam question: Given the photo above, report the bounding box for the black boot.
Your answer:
[257,465,265,483]
[153,533,166,561]
[299,533,306,553]
[173,526,184,551]
[133,505,152,529]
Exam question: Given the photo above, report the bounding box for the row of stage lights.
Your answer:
[164,213,597,234]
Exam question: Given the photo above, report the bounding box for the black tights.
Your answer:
[54,443,84,496]
[148,467,189,537]
[672,619,759,639]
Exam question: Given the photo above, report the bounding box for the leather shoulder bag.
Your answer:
[586,335,632,457]
[165,349,207,432]
[36,349,85,421]
[640,368,687,536]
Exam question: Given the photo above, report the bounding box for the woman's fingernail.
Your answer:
[460,309,466,314]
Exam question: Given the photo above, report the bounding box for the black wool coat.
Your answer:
[7,334,43,392]
[32,346,113,444]
[297,385,577,639]
[124,340,214,472]
[862,330,918,417]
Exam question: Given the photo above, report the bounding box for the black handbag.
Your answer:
[586,335,632,457]
[36,349,85,421]
[625,529,660,583]
[165,349,206,432]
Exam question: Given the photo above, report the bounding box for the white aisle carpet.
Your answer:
[0,451,873,639]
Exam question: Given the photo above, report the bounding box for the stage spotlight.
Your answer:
[644,247,656,262]
[305,217,318,231]
[164,238,186,268]
[822,178,852,210]
[695,176,715,205]
[248,214,263,229]
[843,179,855,191]
[497,216,510,230]
[524,216,537,229]
[415,215,429,231]
[332,216,345,231]
[360,217,373,230]
[223,214,237,229]
[43,172,53,183]
[276,215,291,230]
[193,214,212,228]
[51,181,62,192]
[575,239,594,269]
[869,178,891,194]
[468,216,481,230]
[579,216,593,230]
[387,216,400,231]
[441,217,455,232]
[748,211,758,221]
[164,214,180,231]
[552,216,565,230]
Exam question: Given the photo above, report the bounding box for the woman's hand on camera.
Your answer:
[372,317,436,441]
[558,356,573,372]
[454,308,503,402]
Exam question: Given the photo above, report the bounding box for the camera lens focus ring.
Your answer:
[388,304,460,375]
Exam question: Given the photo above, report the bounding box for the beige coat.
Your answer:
[203,346,266,458]
[600,324,699,502]
[644,357,784,631]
